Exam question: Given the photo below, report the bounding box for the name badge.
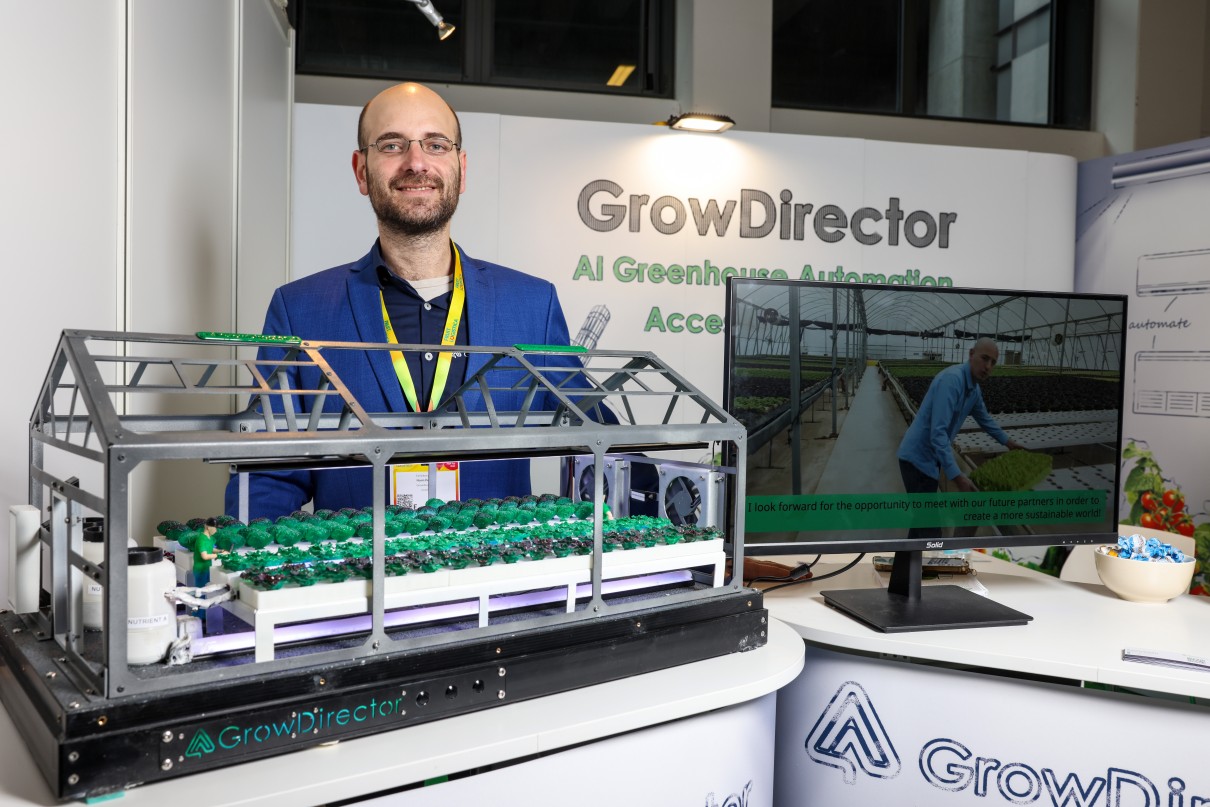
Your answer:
[390,462,460,509]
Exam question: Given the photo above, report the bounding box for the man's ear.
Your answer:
[353,149,370,197]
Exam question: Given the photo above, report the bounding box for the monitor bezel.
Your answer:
[723,277,1129,557]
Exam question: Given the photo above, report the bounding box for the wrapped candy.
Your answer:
[1108,533,1187,563]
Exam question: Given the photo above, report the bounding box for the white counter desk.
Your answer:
[0,618,804,807]
[761,550,1210,699]
[762,552,1210,805]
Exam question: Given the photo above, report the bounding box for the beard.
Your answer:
[367,163,460,237]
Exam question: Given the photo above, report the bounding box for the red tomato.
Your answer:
[1163,489,1185,513]
[1177,521,1195,538]
[1140,512,1159,529]
[1140,491,1159,511]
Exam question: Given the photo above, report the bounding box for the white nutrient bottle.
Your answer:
[126,547,177,665]
[81,520,105,631]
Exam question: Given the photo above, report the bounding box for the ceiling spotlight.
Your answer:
[408,0,456,40]
[664,113,736,133]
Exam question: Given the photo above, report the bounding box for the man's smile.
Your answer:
[394,181,438,193]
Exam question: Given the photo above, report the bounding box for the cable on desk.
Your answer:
[760,554,865,594]
[745,555,821,585]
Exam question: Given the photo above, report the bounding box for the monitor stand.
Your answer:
[821,550,1033,633]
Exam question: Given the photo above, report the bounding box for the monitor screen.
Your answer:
[723,279,1128,631]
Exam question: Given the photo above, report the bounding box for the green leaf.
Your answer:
[1195,529,1210,565]
[1123,465,1150,494]
[1128,500,1143,523]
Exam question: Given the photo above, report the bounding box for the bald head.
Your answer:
[357,82,462,151]
[971,337,998,354]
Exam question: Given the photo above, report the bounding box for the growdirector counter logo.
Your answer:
[805,680,901,784]
[805,679,1210,805]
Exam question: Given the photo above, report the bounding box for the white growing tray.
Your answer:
[215,538,725,663]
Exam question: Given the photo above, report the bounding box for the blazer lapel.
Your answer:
[464,253,494,359]
[460,250,493,410]
[347,265,409,413]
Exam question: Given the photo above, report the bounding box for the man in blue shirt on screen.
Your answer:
[897,338,1025,537]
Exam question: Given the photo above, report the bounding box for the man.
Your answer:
[896,338,1025,536]
[225,83,591,519]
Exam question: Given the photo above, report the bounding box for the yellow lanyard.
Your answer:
[379,244,466,412]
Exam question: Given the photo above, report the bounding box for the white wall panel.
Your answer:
[0,1,124,602]
[126,1,237,338]
[1024,152,1077,292]
[0,1,291,584]
[237,0,293,334]
[125,0,240,536]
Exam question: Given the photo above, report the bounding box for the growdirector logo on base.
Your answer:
[805,680,901,784]
[177,689,411,764]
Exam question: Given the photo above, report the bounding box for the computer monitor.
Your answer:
[723,278,1128,632]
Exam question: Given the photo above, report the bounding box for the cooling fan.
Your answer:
[661,474,702,525]
[571,455,630,517]
[656,462,726,528]
[572,456,725,527]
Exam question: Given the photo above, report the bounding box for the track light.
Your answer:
[1111,146,1210,188]
[408,0,456,41]
[663,113,735,133]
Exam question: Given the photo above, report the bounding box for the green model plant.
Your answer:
[160,495,721,594]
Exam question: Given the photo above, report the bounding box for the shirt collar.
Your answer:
[961,361,978,392]
[374,242,452,309]
[376,263,418,297]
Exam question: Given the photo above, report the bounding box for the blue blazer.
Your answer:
[224,243,581,519]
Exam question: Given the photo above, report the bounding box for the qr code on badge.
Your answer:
[395,494,414,509]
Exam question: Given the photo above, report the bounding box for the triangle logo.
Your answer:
[185,729,217,759]
[806,680,901,785]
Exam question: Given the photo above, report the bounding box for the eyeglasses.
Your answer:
[362,135,460,157]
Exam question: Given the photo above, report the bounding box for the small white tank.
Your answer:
[126,547,177,665]
[81,519,105,631]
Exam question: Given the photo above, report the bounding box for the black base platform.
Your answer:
[0,590,767,801]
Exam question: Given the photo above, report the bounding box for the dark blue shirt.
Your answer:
[374,244,468,411]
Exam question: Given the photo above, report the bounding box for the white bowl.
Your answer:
[1094,546,1194,603]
